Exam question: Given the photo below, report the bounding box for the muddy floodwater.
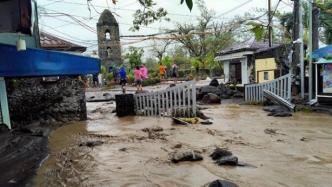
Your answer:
[33,102,332,187]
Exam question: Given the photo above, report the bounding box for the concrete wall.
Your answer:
[6,77,86,128]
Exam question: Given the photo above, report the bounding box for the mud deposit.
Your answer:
[33,102,332,187]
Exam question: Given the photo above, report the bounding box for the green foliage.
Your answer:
[125,47,144,69]
[161,56,173,69]
[180,0,193,11]
[106,73,113,81]
[142,78,160,86]
[246,21,266,41]
[100,65,107,74]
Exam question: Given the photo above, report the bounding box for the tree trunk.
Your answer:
[312,4,320,50]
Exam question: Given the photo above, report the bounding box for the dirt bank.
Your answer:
[0,127,49,186]
[33,102,332,187]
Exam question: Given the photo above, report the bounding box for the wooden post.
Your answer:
[0,77,11,129]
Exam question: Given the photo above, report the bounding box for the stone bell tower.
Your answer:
[97,9,122,69]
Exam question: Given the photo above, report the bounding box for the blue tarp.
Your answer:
[0,43,100,77]
[312,45,332,60]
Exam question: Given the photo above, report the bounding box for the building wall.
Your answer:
[255,58,277,83]
[6,77,86,128]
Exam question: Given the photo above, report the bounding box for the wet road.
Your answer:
[33,102,332,187]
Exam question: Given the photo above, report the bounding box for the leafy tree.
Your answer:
[152,39,172,64]
[109,0,193,31]
[171,0,235,66]
[124,47,144,69]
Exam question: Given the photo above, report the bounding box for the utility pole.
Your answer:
[268,0,273,47]
[292,0,300,94]
[299,0,304,99]
[308,0,313,101]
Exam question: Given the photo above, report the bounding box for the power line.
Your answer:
[215,0,253,18]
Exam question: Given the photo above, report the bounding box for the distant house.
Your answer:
[215,39,291,85]
[40,32,87,53]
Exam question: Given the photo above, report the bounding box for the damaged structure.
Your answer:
[215,39,292,85]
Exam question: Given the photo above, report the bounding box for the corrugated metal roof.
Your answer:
[216,38,280,56]
[40,32,87,53]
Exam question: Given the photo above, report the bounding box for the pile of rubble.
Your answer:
[197,79,244,104]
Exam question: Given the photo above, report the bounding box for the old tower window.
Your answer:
[105,31,111,40]
[107,47,112,58]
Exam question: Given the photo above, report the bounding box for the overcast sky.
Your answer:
[37,0,293,56]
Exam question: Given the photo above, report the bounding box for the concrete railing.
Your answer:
[134,81,197,117]
[245,74,292,102]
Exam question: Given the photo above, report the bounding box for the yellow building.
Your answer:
[255,58,277,83]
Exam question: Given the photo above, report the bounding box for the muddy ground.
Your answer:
[32,101,332,187]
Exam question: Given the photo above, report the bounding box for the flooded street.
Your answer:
[33,102,332,187]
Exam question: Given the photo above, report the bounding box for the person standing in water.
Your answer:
[134,66,143,91]
[119,66,127,94]
[171,62,178,84]
[140,64,149,81]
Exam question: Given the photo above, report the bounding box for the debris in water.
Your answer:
[207,179,239,187]
[172,117,191,125]
[142,126,163,132]
[264,128,277,135]
[215,155,238,166]
[170,150,203,163]
[201,119,213,125]
[79,140,104,147]
[210,148,233,160]
[173,144,182,149]
[119,148,127,152]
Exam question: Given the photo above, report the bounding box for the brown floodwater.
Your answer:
[33,102,332,187]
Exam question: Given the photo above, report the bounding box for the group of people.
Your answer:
[159,63,179,83]
[118,64,149,93]
[116,62,179,93]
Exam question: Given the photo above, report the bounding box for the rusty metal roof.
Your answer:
[40,32,87,53]
[216,38,280,56]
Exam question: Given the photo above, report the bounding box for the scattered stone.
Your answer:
[210,148,233,160]
[264,105,292,117]
[173,144,182,149]
[198,86,221,99]
[79,140,104,147]
[208,180,239,187]
[202,93,221,104]
[233,91,244,98]
[142,126,163,133]
[264,129,277,135]
[209,78,219,87]
[197,110,210,120]
[300,137,309,142]
[215,155,238,166]
[201,119,213,125]
[119,148,127,152]
[169,84,176,88]
[103,93,111,97]
[170,150,203,163]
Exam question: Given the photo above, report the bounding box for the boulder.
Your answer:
[170,150,203,163]
[197,110,210,120]
[202,93,221,104]
[209,78,219,87]
[198,86,221,99]
[210,148,233,160]
[215,155,238,166]
[208,180,239,187]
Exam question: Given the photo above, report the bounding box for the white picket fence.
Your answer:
[134,81,197,117]
[245,73,292,102]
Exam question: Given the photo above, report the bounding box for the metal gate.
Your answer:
[134,81,197,117]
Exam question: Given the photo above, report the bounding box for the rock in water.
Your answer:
[79,140,104,147]
[202,93,221,104]
[170,150,203,163]
[198,86,221,99]
[209,78,219,87]
[208,180,239,187]
[215,155,238,166]
[210,148,233,160]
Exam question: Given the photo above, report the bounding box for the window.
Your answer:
[105,31,111,40]
[264,72,269,80]
[107,47,112,58]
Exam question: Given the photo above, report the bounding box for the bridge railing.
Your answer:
[245,73,292,103]
[134,81,196,117]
